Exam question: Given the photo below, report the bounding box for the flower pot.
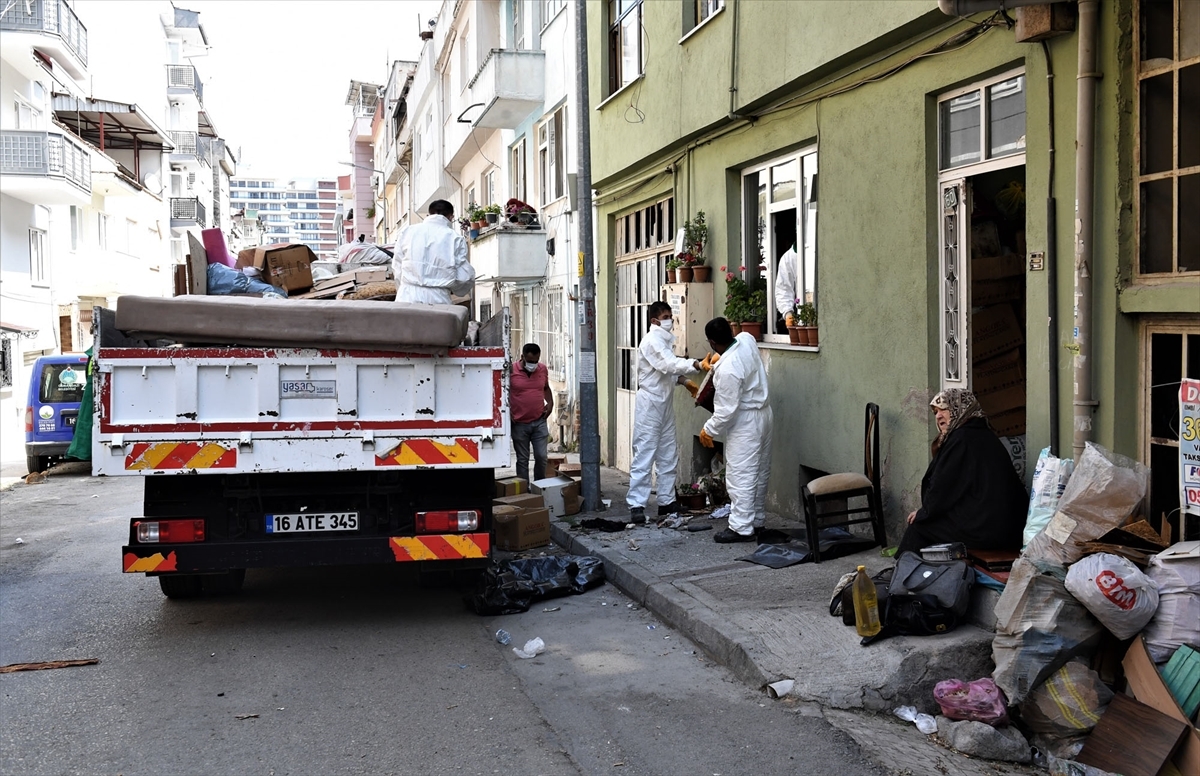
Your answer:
[740,321,763,341]
[691,266,711,282]
[807,326,819,347]
[517,212,533,225]
[666,269,677,283]
[677,493,706,510]
[485,213,499,225]
[788,326,803,345]
[419,30,434,40]
[468,229,479,240]
[677,267,694,283]
[730,322,742,335]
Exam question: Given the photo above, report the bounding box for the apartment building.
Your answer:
[372,60,418,247]
[229,177,340,260]
[344,80,382,246]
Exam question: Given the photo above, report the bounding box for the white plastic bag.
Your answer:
[1024,447,1074,547]
[1064,553,1159,640]
[513,637,545,659]
[1142,543,1200,662]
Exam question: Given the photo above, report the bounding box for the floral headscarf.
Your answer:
[929,388,987,456]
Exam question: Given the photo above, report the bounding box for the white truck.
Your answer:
[92,300,509,597]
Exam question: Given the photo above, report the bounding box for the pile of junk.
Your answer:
[876,442,1198,776]
[184,228,398,302]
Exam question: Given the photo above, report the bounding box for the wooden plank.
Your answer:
[1076,693,1188,776]
[1123,635,1200,775]
[187,232,207,295]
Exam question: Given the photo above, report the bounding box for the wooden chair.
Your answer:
[801,402,887,563]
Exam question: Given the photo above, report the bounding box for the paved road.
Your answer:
[0,473,880,775]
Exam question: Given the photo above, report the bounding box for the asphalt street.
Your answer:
[0,472,881,775]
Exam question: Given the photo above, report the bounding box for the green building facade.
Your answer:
[587,0,1199,540]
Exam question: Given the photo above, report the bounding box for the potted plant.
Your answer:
[798,302,818,347]
[741,289,767,341]
[787,299,806,345]
[676,483,706,510]
[681,211,710,282]
[724,271,749,334]
[484,203,501,225]
[469,207,486,230]
[676,252,694,283]
[666,255,682,283]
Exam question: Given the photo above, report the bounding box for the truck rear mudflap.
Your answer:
[122,532,491,574]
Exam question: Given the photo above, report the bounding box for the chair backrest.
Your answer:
[863,402,880,491]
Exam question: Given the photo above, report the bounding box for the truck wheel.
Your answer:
[26,455,45,474]
[158,574,204,598]
[202,569,246,595]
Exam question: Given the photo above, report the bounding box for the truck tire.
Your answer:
[158,574,204,598]
[26,455,45,474]
[202,569,246,595]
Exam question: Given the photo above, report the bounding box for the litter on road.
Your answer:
[0,658,99,673]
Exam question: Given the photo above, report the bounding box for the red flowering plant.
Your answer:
[679,211,708,267]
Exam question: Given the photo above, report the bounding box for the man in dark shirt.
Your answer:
[510,343,554,483]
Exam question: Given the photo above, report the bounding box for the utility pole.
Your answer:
[574,0,601,511]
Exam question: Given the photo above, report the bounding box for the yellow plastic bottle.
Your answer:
[853,565,881,638]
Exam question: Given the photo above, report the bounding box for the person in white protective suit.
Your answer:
[774,245,799,331]
[626,301,708,524]
[699,317,773,543]
[393,200,475,304]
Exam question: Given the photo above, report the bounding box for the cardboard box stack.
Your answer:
[492,478,549,551]
[531,476,582,518]
[236,244,318,293]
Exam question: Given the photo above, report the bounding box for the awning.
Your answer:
[52,96,174,151]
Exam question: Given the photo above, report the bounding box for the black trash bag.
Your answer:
[739,527,877,569]
[579,517,627,532]
[468,555,606,615]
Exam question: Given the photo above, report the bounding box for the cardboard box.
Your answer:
[989,407,1027,437]
[493,507,551,551]
[973,349,1024,396]
[972,277,1023,306]
[495,477,527,497]
[557,463,581,479]
[978,384,1025,416]
[493,493,544,511]
[532,475,581,518]
[972,253,1025,281]
[257,244,316,292]
[545,454,567,479]
[1122,635,1200,776]
[972,304,1024,361]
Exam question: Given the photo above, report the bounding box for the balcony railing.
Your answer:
[170,197,207,227]
[169,130,197,156]
[166,64,204,103]
[0,0,88,67]
[0,129,91,194]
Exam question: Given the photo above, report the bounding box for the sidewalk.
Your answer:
[542,464,1034,776]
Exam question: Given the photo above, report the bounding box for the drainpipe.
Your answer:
[938,0,1068,13]
[1072,0,1100,459]
[1040,40,1060,455]
[727,0,740,117]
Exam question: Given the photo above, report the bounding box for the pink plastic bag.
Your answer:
[933,678,1009,727]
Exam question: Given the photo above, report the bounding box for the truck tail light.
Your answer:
[136,519,206,543]
[25,407,32,433]
[415,510,479,533]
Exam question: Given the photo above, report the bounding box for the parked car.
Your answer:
[25,354,88,473]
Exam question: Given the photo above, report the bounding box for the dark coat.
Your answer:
[898,418,1027,553]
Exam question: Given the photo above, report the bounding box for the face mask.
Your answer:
[523,361,537,372]
[658,318,674,332]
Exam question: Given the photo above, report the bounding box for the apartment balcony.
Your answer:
[169,130,197,158]
[468,49,545,129]
[0,0,88,79]
[166,64,204,104]
[0,129,91,205]
[170,197,207,228]
[469,227,547,281]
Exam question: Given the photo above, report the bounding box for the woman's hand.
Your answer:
[906,510,918,525]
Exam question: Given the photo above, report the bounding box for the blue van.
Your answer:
[25,354,88,473]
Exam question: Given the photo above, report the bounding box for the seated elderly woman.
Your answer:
[897,389,1028,556]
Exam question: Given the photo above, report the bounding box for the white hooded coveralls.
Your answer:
[702,332,772,536]
[393,214,475,304]
[774,247,799,320]
[627,324,695,510]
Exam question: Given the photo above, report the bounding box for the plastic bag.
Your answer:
[467,555,605,615]
[1142,545,1200,662]
[1024,447,1074,547]
[206,262,286,297]
[1024,443,1149,566]
[1064,552,1159,640]
[337,241,392,265]
[933,678,1009,727]
[1021,661,1112,740]
[513,637,545,659]
[991,558,1104,705]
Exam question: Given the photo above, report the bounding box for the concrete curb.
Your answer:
[551,521,773,689]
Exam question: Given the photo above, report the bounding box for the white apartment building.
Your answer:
[229,177,340,260]
[373,60,418,247]
[386,0,580,447]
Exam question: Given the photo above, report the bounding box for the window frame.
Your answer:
[28,229,47,286]
[511,137,527,203]
[608,0,644,95]
[738,146,819,347]
[1133,0,1200,279]
[936,68,1027,174]
[542,0,566,30]
[615,195,675,392]
[535,286,566,381]
[538,106,567,206]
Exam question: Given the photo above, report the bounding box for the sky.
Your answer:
[78,0,441,180]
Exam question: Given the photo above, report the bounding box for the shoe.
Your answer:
[713,528,755,543]
[657,500,681,516]
[629,507,646,525]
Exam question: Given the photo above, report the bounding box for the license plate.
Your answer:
[265,512,358,534]
[63,415,77,427]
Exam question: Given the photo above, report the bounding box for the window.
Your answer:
[511,138,528,202]
[459,25,472,89]
[1136,0,1199,275]
[510,291,527,356]
[1141,321,1200,539]
[69,206,83,251]
[938,72,1026,171]
[538,106,567,205]
[685,0,723,34]
[120,219,135,255]
[513,0,525,50]
[608,0,643,94]
[29,229,46,285]
[465,184,477,212]
[739,149,818,344]
[14,96,41,129]
[484,168,497,208]
[0,339,12,389]
[480,302,493,324]
[615,196,675,391]
[97,214,109,250]
[543,0,565,26]
[536,287,565,379]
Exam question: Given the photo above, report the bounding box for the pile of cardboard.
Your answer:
[492,473,582,551]
[293,267,389,300]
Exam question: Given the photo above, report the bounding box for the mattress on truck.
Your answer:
[114,295,469,351]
